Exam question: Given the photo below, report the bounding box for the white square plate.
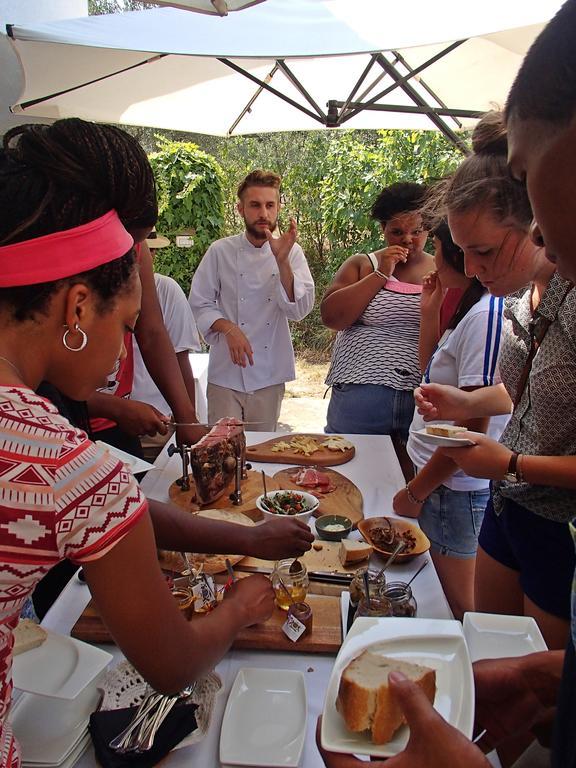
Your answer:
[10,672,103,764]
[12,629,112,699]
[321,617,474,757]
[95,440,156,475]
[463,612,548,663]
[412,428,477,448]
[219,668,307,767]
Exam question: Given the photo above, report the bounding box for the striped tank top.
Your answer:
[325,253,423,391]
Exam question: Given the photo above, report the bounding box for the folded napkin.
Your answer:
[89,701,198,768]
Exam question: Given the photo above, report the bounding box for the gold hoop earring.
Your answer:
[62,323,88,352]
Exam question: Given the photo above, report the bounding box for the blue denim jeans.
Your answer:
[419,485,489,559]
[325,383,415,443]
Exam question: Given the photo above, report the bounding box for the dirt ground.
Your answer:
[278,354,330,433]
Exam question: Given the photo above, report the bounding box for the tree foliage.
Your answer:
[148,138,225,290]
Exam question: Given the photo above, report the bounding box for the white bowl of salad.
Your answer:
[256,489,319,522]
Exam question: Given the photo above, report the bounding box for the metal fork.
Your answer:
[111,682,197,754]
[108,690,164,751]
[131,682,197,753]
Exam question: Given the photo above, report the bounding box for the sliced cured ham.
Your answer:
[292,466,334,492]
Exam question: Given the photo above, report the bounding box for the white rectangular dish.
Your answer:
[10,672,103,764]
[12,629,112,700]
[321,617,474,758]
[463,612,548,663]
[219,668,307,767]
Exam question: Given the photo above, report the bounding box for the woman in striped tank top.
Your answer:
[322,183,433,461]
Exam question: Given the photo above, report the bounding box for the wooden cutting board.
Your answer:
[272,467,363,525]
[71,593,341,654]
[237,539,365,578]
[233,594,341,653]
[168,469,279,522]
[246,434,355,466]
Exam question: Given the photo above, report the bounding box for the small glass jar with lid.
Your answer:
[382,581,417,617]
[287,601,314,637]
[349,567,386,607]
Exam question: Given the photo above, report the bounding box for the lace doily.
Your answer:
[98,660,222,748]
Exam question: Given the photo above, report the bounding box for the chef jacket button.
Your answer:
[241,322,245,326]
[240,297,245,302]
[264,346,268,349]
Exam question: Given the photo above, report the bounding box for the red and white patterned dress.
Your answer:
[0,386,147,767]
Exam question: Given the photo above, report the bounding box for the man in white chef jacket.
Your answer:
[189,170,315,430]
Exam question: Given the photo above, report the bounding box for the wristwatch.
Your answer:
[503,451,522,483]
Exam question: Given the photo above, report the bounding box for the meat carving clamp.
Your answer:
[228,445,244,506]
[167,443,193,492]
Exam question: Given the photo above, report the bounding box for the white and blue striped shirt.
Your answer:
[409,293,508,492]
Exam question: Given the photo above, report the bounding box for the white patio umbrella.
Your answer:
[143,1,267,17]
[3,0,565,145]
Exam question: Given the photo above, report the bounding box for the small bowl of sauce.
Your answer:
[315,515,353,541]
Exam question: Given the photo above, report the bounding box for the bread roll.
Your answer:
[425,424,466,438]
[13,619,47,655]
[336,649,436,744]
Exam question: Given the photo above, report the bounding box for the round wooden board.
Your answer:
[168,468,280,522]
[186,508,255,574]
[272,467,363,525]
[246,434,355,466]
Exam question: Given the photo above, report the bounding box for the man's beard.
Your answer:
[245,217,278,242]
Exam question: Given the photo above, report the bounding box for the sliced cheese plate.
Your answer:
[247,434,355,466]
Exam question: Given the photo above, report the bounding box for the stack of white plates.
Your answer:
[10,629,112,768]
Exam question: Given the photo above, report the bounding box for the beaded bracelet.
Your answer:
[223,325,237,336]
[373,269,389,281]
[406,483,426,505]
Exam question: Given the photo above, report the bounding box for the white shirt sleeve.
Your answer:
[188,242,225,344]
[273,243,315,321]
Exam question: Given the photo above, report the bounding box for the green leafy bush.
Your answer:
[148,138,225,291]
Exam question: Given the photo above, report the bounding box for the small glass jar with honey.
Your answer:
[271,559,309,611]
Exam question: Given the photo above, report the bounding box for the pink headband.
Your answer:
[0,210,134,287]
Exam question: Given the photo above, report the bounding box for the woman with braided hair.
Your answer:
[11,118,206,455]
[0,121,313,768]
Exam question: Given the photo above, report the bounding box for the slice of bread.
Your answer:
[339,539,373,566]
[13,619,48,656]
[425,424,467,438]
[336,649,436,744]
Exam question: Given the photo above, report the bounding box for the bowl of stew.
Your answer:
[256,489,319,523]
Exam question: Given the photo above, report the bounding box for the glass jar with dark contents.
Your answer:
[349,567,386,607]
[382,581,417,617]
[354,594,393,619]
[287,601,313,638]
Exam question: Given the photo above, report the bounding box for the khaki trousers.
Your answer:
[207,382,285,431]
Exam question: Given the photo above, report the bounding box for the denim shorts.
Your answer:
[419,485,489,559]
[325,383,415,442]
[479,497,575,619]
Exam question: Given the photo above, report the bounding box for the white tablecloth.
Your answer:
[43,432,452,768]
